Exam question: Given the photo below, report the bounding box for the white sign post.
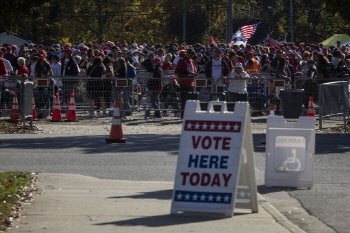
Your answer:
[265,116,315,188]
[171,101,258,217]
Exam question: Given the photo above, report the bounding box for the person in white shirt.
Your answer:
[2,57,13,75]
[204,48,229,93]
[154,48,165,62]
[50,55,62,87]
[131,49,140,66]
[227,62,250,102]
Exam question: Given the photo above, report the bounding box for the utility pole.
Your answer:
[226,0,233,43]
[96,0,103,44]
[289,0,294,43]
[183,0,186,43]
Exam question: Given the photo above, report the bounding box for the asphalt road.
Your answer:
[0,133,349,233]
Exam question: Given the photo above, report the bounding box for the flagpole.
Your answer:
[183,0,187,43]
[226,0,233,43]
[290,0,294,42]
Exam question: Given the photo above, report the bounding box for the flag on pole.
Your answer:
[210,36,216,44]
[240,23,260,40]
[268,36,283,48]
[262,32,273,43]
[229,29,247,46]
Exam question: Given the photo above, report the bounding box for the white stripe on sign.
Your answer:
[112,119,121,125]
[113,108,120,116]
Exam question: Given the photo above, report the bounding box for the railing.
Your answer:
[1,72,350,132]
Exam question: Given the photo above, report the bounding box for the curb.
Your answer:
[258,194,306,233]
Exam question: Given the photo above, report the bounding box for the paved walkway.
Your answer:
[8,173,304,233]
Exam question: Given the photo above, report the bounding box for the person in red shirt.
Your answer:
[0,51,7,78]
[17,57,29,76]
[162,53,173,70]
[174,49,196,118]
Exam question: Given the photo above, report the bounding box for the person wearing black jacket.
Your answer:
[141,53,155,72]
[148,58,163,118]
[205,48,229,93]
[61,48,79,105]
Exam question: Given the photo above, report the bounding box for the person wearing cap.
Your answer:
[297,52,310,74]
[227,62,250,102]
[175,49,196,118]
[60,47,79,105]
[61,48,79,76]
[205,48,229,93]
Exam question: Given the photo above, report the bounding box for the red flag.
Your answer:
[210,36,216,44]
[268,37,282,48]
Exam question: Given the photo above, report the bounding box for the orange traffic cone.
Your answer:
[307,96,315,117]
[26,94,37,120]
[269,103,275,116]
[66,93,78,121]
[10,93,20,120]
[106,101,126,143]
[51,93,62,121]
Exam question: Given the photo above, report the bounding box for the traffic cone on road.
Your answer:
[307,96,315,117]
[26,94,37,120]
[269,104,275,116]
[66,93,78,121]
[10,93,20,120]
[106,101,126,143]
[51,93,62,121]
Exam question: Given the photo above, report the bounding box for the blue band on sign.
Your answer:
[174,190,232,204]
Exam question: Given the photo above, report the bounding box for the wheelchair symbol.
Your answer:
[279,149,301,171]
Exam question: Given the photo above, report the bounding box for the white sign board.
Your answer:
[171,101,258,217]
[265,116,315,188]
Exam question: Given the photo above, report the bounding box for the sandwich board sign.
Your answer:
[265,116,315,188]
[171,101,258,217]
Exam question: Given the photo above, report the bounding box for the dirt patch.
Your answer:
[0,120,37,134]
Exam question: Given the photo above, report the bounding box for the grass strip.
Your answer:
[0,172,32,231]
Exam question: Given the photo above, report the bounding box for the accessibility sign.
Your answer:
[171,101,258,216]
[265,116,315,188]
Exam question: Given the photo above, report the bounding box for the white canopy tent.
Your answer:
[0,32,28,47]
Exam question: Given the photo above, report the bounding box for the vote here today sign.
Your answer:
[171,101,253,216]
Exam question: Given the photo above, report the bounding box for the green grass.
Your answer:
[0,172,32,231]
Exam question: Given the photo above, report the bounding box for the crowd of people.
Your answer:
[0,40,350,118]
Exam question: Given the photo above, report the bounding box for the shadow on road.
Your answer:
[109,189,173,200]
[95,212,249,227]
[257,185,307,194]
[1,132,350,155]
[0,134,180,155]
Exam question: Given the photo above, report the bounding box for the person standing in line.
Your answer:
[86,57,106,117]
[205,48,229,93]
[227,62,250,102]
[175,50,195,118]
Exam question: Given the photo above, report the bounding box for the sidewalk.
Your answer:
[8,173,304,233]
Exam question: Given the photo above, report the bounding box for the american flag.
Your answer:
[240,23,260,40]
